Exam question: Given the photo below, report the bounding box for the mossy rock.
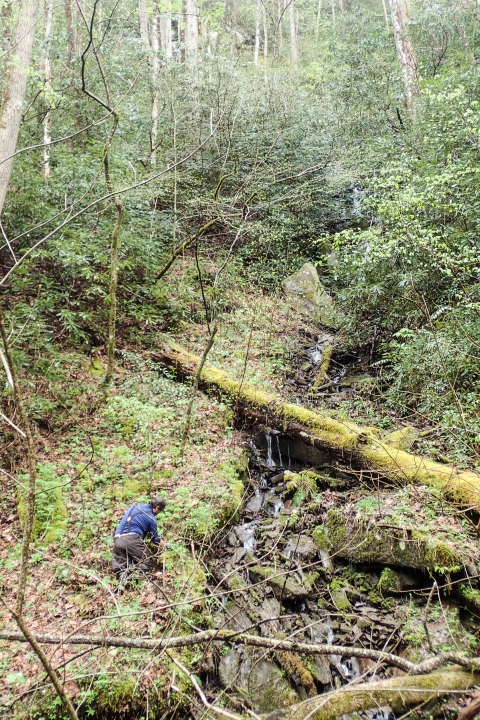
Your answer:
[378,567,404,594]
[320,508,468,577]
[249,565,309,600]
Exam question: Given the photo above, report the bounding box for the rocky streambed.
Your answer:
[205,432,480,717]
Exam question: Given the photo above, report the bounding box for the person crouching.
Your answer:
[112,497,166,583]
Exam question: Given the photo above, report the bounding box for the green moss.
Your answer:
[329,580,352,611]
[378,567,402,594]
[312,526,331,552]
[423,539,462,574]
[325,509,347,547]
[456,585,480,613]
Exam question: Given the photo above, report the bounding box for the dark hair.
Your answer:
[150,496,166,511]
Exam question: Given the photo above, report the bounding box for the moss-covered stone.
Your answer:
[249,566,309,600]
[378,567,403,594]
[323,508,466,577]
[329,580,352,611]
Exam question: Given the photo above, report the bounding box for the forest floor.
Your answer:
[1,258,479,719]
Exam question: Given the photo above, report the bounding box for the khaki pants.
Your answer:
[111,533,151,574]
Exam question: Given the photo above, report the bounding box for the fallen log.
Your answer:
[152,340,480,509]
[2,627,480,675]
[260,669,480,720]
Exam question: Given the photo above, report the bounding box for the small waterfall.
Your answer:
[275,435,283,467]
[266,434,275,467]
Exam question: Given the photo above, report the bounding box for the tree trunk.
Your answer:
[160,15,173,57]
[0,0,39,218]
[338,0,344,13]
[315,0,322,36]
[230,0,238,56]
[152,339,480,509]
[254,0,261,64]
[151,14,160,164]
[64,0,75,61]
[138,0,150,51]
[42,0,54,180]
[278,0,283,52]
[263,6,268,79]
[389,0,419,111]
[289,0,298,66]
[262,670,479,720]
[186,0,198,54]
[381,0,390,30]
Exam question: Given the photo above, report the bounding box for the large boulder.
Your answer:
[313,504,479,578]
[282,262,341,328]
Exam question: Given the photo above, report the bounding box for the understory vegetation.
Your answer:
[3,0,480,717]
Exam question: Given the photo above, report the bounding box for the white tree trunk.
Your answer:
[186,0,198,54]
[389,0,419,111]
[151,14,160,164]
[381,0,390,30]
[0,0,39,217]
[289,0,298,66]
[254,0,260,64]
[316,0,322,36]
[160,15,173,57]
[230,0,238,56]
[42,0,54,180]
[138,0,150,52]
[263,5,268,79]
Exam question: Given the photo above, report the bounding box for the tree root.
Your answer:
[151,339,480,509]
[261,669,480,720]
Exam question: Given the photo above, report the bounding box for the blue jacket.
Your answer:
[114,504,161,544]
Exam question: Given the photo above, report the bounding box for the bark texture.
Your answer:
[151,340,480,509]
[261,670,479,720]
[389,0,419,110]
[2,628,480,676]
[0,0,39,217]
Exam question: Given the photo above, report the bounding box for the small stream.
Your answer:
[205,434,405,717]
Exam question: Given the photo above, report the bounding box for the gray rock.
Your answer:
[282,262,342,328]
[283,534,318,561]
[308,655,332,685]
[219,646,298,712]
[249,565,309,600]
[245,490,263,514]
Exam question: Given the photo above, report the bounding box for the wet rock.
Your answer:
[218,646,241,687]
[249,565,309,600]
[283,534,318,560]
[255,432,328,467]
[234,521,257,551]
[258,597,281,633]
[230,547,247,565]
[307,655,332,685]
[219,646,298,712]
[282,262,342,328]
[222,600,253,632]
[245,490,263,514]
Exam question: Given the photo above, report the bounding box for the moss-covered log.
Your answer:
[261,669,480,720]
[152,340,480,509]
